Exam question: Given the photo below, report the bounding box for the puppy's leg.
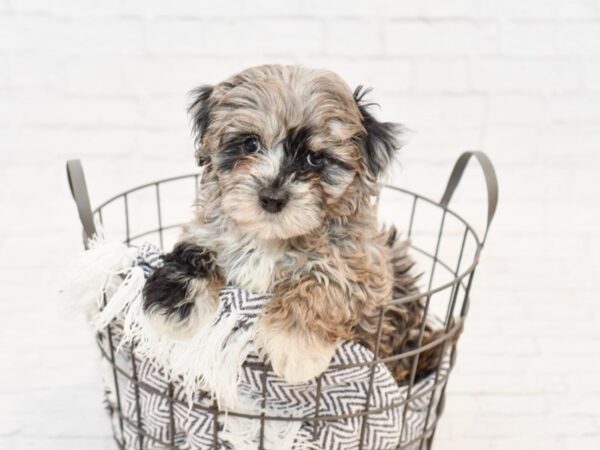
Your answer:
[254,276,350,384]
[143,241,223,338]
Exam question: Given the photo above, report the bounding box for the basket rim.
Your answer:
[92,172,483,307]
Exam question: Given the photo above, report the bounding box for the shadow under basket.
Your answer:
[66,151,498,450]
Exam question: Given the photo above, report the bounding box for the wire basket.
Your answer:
[66,151,498,450]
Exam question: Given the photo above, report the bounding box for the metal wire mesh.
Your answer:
[68,152,497,450]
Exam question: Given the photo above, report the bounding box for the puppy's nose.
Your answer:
[259,189,289,213]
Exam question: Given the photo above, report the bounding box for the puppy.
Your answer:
[143,65,444,384]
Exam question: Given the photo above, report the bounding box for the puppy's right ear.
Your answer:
[188,85,214,166]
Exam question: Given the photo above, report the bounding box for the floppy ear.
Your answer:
[188,85,214,166]
[354,86,403,177]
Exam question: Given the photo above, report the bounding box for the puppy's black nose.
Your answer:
[259,189,289,213]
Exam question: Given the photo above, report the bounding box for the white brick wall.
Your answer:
[1,1,599,449]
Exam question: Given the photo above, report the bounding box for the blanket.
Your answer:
[67,239,448,450]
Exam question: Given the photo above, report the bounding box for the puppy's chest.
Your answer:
[216,240,287,294]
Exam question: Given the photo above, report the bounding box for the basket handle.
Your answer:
[66,159,97,243]
[440,151,498,244]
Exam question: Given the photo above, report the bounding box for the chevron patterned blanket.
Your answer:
[71,240,448,450]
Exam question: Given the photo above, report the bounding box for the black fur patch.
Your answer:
[142,242,219,321]
[215,126,323,181]
[385,225,398,247]
[353,85,402,176]
[276,126,353,186]
[214,125,354,191]
[215,132,261,173]
[163,242,218,277]
[188,85,215,166]
[278,126,322,183]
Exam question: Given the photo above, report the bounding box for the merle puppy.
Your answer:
[143,65,444,384]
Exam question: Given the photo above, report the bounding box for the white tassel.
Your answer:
[94,265,145,330]
[62,235,138,312]
[120,301,255,409]
[219,394,263,450]
[169,313,251,407]
[220,392,315,450]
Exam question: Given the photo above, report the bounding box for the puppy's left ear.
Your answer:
[354,86,404,177]
[188,85,215,166]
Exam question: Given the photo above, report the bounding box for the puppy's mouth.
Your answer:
[220,181,323,241]
[233,198,319,241]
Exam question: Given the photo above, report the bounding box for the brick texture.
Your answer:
[1,1,599,449]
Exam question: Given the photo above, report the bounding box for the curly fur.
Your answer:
[143,65,449,384]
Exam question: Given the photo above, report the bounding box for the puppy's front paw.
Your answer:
[144,274,218,339]
[255,323,338,384]
[143,243,222,339]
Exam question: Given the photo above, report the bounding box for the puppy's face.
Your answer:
[189,65,401,241]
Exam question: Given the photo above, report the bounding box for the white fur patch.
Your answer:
[256,143,284,180]
[185,218,286,294]
[254,321,338,384]
[219,238,283,293]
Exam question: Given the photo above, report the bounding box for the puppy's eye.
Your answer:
[242,136,260,153]
[307,152,325,167]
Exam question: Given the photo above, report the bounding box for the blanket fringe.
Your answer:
[94,265,145,330]
[64,239,323,450]
[63,235,139,318]
[121,301,253,409]
[220,394,315,450]
[67,239,254,409]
